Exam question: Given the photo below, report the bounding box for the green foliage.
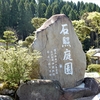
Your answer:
[3,31,17,43]
[0,0,100,39]
[72,12,100,51]
[31,17,47,30]
[0,0,100,52]
[60,4,69,16]
[72,20,91,51]
[86,50,95,66]
[82,12,100,33]
[37,3,47,17]
[87,64,100,72]
[45,5,52,19]
[2,31,17,50]
[22,35,35,47]
[9,0,19,27]
[52,4,60,15]
[0,46,40,86]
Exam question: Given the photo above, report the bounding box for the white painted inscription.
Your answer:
[63,49,72,61]
[62,37,71,47]
[47,49,58,76]
[60,24,73,75]
[64,62,73,75]
[60,24,69,35]
[47,23,73,76]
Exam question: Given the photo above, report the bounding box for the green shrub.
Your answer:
[22,36,35,47]
[87,64,100,72]
[0,46,40,87]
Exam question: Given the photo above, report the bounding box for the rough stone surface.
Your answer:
[16,79,62,100]
[84,77,99,95]
[32,14,86,88]
[0,95,13,100]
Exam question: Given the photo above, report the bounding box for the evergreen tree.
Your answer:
[61,5,69,16]
[59,1,66,10]
[18,0,26,39]
[0,0,10,37]
[45,5,52,19]
[24,2,33,38]
[37,3,47,17]
[0,1,2,37]
[30,2,36,17]
[9,0,19,28]
[0,0,100,41]
[80,1,85,10]
[77,1,80,11]
[69,9,77,20]
[52,4,60,15]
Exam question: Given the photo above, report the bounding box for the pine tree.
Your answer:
[45,5,52,19]
[9,0,19,28]
[37,3,47,17]
[18,0,26,39]
[30,2,36,17]
[61,5,69,16]
[52,4,60,15]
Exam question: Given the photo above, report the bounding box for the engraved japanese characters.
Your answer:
[32,14,86,88]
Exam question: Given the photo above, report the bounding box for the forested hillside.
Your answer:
[0,0,100,40]
[0,0,100,93]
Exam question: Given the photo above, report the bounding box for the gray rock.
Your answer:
[32,14,86,88]
[84,77,99,95]
[16,79,62,100]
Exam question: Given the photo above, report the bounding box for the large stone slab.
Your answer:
[32,14,86,88]
[16,79,61,100]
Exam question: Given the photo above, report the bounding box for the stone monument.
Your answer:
[32,14,86,88]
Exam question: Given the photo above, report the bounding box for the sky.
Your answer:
[63,0,100,7]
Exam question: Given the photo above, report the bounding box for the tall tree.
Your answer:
[24,2,33,38]
[37,3,47,17]
[9,0,19,29]
[18,0,26,39]
[0,0,10,37]
[61,4,69,16]
[68,9,77,20]
[45,5,52,19]
[52,4,60,15]
[59,1,66,9]
[30,2,36,17]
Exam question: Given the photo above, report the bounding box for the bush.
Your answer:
[87,64,100,72]
[22,36,35,47]
[0,46,40,87]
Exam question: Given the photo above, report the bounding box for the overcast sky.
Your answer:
[63,0,100,6]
